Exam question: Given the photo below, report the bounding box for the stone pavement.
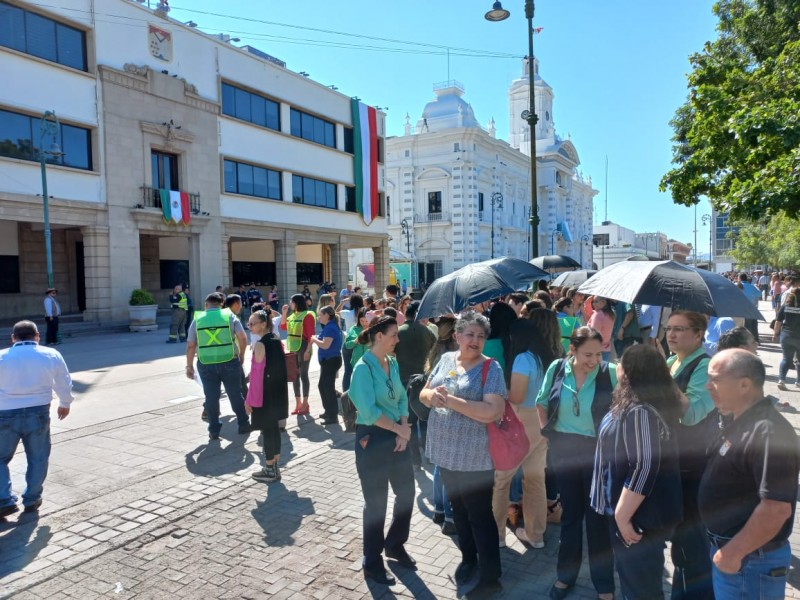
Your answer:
[2,306,800,599]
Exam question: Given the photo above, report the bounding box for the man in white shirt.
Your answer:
[0,320,73,519]
[43,288,61,346]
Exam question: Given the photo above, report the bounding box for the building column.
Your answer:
[331,236,350,288]
[372,240,389,294]
[275,231,297,302]
[80,225,112,322]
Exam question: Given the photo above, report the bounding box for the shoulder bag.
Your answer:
[484,359,530,471]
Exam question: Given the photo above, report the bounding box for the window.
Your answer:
[478,192,484,212]
[0,255,20,293]
[0,2,87,70]
[428,191,442,214]
[0,109,92,169]
[223,159,281,200]
[290,108,335,148]
[292,175,336,209]
[593,233,610,247]
[345,186,356,212]
[159,260,189,290]
[232,261,276,287]
[220,82,280,131]
[386,195,390,221]
[454,143,460,152]
[296,262,323,284]
[151,150,179,190]
[343,127,354,154]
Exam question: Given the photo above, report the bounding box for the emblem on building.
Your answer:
[148,24,172,62]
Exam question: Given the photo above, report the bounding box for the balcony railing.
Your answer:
[138,186,201,214]
[415,211,450,223]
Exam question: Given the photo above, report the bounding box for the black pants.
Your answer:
[610,519,668,600]
[292,342,311,398]
[355,425,414,571]
[262,420,281,460]
[549,432,614,594]
[319,356,342,418]
[440,467,501,584]
[45,316,58,345]
[671,473,713,600]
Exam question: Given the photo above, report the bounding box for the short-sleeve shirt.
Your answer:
[667,348,713,426]
[425,352,507,472]
[186,309,244,343]
[638,305,662,339]
[776,294,800,338]
[511,351,543,409]
[349,351,408,425]
[317,321,342,361]
[698,398,799,541]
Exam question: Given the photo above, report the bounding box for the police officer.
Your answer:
[185,292,251,439]
[167,283,188,343]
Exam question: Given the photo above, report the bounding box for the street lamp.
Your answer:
[39,111,62,289]
[701,213,712,271]
[580,234,590,268]
[490,192,504,258]
[485,0,539,259]
[400,217,412,254]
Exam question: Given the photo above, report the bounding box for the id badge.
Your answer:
[719,439,732,456]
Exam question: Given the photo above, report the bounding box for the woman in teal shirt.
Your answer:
[536,327,617,600]
[349,316,414,587]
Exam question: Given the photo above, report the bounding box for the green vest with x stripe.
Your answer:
[195,309,235,364]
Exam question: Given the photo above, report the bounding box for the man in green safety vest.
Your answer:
[167,284,189,343]
[185,292,251,440]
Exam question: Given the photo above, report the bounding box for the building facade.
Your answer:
[377,58,596,283]
[0,0,387,321]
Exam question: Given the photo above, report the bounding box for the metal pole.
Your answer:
[693,205,698,265]
[491,200,495,259]
[526,0,539,259]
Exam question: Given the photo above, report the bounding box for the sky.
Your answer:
[163,0,718,247]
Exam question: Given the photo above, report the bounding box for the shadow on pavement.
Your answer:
[184,418,255,477]
[251,482,314,547]
[0,517,51,579]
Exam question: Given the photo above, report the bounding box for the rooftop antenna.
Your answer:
[447,48,450,81]
[604,154,608,222]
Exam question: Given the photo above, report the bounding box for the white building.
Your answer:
[592,222,669,268]
[0,0,387,321]
[368,58,596,285]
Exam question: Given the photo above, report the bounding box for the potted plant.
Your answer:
[129,288,158,332]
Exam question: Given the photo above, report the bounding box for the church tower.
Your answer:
[508,56,555,155]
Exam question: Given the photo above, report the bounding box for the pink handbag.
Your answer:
[482,360,530,471]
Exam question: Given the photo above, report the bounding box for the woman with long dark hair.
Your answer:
[591,344,683,599]
[492,318,558,548]
[280,294,316,415]
[483,301,517,376]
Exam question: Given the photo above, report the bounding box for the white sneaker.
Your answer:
[515,528,545,548]
[778,380,788,391]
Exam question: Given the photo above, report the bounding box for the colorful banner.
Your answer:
[351,99,379,225]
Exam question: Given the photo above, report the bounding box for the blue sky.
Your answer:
[166,0,718,247]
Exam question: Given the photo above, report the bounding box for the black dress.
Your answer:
[249,335,290,429]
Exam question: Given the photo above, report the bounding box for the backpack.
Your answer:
[406,374,430,421]
[339,390,357,433]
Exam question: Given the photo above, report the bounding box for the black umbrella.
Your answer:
[530,255,581,270]
[417,258,548,320]
[552,269,598,288]
[577,260,764,320]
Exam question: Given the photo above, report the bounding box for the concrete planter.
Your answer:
[129,304,158,332]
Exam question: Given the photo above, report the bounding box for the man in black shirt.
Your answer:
[699,349,799,599]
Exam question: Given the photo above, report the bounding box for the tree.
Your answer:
[660,0,800,221]
[729,213,800,267]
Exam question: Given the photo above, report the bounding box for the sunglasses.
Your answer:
[386,377,395,401]
[572,391,580,417]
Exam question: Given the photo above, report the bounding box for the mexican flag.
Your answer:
[169,190,183,224]
[159,188,171,223]
[351,99,379,225]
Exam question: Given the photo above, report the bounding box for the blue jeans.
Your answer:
[197,358,249,434]
[710,541,789,600]
[433,464,453,521]
[778,333,800,381]
[0,404,51,508]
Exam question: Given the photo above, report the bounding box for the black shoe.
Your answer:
[433,511,445,525]
[318,413,329,420]
[252,465,279,482]
[166,339,177,344]
[441,521,457,535]
[209,432,220,441]
[454,561,478,586]
[238,425,253,434]
[548,583,573,600]
[201,410,208,422]
[461,580,502,600]
[23,499,42,513]
[385,546,416,569]
[363,567,396,586]
[0,504,19,519]
[322,417,339,425]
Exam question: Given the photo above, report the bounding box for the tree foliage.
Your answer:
[660,0,800,221]
[729,212,800,267]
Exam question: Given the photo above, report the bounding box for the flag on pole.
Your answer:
[351,99,379,225]
[169,190,182,224]
[180,192,191,224]
[159,188,171,223]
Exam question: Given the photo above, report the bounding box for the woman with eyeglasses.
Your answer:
[245,310,289,483]
[536,327,617,600]
[419,311,507,599]
[348,316,415,587]
[664,310,715,600]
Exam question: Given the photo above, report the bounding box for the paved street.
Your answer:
[2,307,800,599]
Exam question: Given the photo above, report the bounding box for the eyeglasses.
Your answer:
[572,391,580,417]
[386,377,395,401]
[664,326,697,333]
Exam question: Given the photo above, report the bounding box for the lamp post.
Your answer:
[490,192,504,258]
[400,217,411,254]
[485,0,539,259]
[701,213,712,271]
[39,111,62,289]
[580,234,590,268]
[693,204,698,265]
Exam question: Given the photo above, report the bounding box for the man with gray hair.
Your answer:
[0,320,74,519]
[698,349,799,599]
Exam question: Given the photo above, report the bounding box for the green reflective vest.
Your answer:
[195,309,235,364]
[286,310,314,353]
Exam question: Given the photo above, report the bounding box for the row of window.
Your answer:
[0,1,87,71]
[0,108,92,170]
